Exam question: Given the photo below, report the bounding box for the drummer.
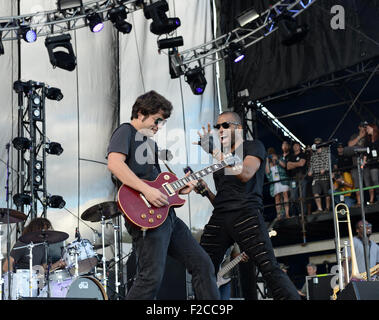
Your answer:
[2,217,66,273]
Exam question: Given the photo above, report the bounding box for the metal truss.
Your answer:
[0,0,142,41]
[172,0,317,73]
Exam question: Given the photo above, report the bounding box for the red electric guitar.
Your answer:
[117,154,240,230]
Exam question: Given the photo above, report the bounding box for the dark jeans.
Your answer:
[125,210,220,300]
[200,207,300,300]
[290,177,308,216]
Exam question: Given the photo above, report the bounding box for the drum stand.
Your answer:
[100,216,107,292]
[112,223,120,298]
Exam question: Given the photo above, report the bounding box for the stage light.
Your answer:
[277,14,309,46]
[185,67,207,95]
[46,142,63,155]
[144,0,181,35]
[13,193,32,207]
[108,5,132,34]
[46,87,63,101]
[158,36,183,50]
[12,137,31,151]
[19,26,37,43]
[228,41,245,63]
[48,195,66,209]
[45,34,77,71]
[168,48,184,79]
[33,161,43,186]
[86,12,104,33]
[237,8,259,27]
[57,0,83,11]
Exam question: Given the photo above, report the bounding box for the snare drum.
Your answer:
[49,269,72,283]
[62,239,98,275]
[39,276,107,300]
[3,269,39,300]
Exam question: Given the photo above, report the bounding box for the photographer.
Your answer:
[332,170,355,208]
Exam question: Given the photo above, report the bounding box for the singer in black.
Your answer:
[107,90,220,300]
[195,111,300,300]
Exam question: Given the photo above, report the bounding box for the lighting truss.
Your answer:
[0,0,142,41]
[171,0,316,73]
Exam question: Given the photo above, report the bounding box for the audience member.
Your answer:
[363,123,379,204]
[265,147,290,219]
[348,121,370,207]
[287,142,308,216]
[308,138,331,213]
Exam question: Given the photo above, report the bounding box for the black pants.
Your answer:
[200,207,300,300]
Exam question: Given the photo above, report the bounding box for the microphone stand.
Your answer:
[356,154,371,281]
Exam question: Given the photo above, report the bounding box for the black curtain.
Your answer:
[219,0,379,102]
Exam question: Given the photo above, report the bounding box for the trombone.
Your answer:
[332,203,362,299]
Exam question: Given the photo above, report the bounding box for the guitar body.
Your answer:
[117,172,186,229]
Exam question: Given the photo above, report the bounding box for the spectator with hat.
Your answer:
[308,137,331,213]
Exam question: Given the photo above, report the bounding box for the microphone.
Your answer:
[311,138,338,151]
[343,146,370,157]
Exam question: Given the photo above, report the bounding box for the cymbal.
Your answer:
[19,230,69,244]
[81,201,121,222]
[0,208,27,224]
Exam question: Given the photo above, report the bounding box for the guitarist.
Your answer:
[107,90,220,300]
[195,111,300,300]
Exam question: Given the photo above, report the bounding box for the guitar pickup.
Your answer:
[162,183,175,196]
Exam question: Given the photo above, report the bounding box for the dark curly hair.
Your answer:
[131,90,173,120]
[22,217,53,235]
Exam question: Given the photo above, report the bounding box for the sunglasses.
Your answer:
[213,122,240,130]
[154,118,167,126]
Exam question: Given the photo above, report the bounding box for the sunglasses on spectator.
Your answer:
[154,118,167,126]
[213,122,240,130]
[359,224,372,228]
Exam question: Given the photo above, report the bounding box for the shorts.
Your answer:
[312,179,329,195]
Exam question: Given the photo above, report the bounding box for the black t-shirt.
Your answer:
[287,152,307,177]
[212,140,266,213]
[107,123,161,181]
[337,154,353,171]
[367,139,379,168]
[11,241,47,270]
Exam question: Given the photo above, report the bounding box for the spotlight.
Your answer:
[86,12,104,33]
[277,14,309,46]
[236,8,259,27]
[45,34,77,71]
[19,26,37,43]
[57,0,83,11]
[48,195,66,209]
[144,0,181,35]
[13,193,32,207]
[46,87,63,101]
[33,161,43,186]
[108,5,132,34]
[168,48,184,79]
[12,137,31,151]
[158,36,183,50]
[228,41,245,63]
[185,67,207,95]
[46,142,63,155]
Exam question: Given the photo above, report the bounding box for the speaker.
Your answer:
[306,274,334,300]
[126,251,187,300]
[337,281,379,300]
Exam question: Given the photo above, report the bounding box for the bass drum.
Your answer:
[39,276,107,300]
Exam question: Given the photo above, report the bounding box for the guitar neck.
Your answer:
[218,253,244,278]
[169,160,230,192]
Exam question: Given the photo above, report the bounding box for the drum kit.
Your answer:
[0,201,124,300]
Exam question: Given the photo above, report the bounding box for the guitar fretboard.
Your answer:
[169,160,229,192]
[219,254,244,277]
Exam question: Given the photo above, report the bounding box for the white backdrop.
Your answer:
[0,1,219,260]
